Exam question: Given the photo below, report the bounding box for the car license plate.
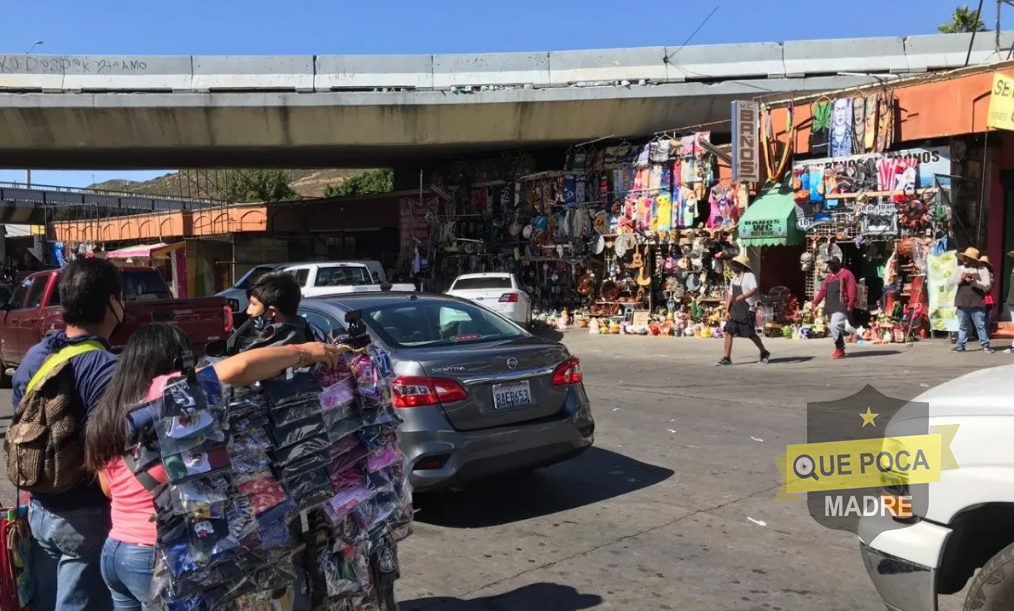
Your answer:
[492,380,532,410]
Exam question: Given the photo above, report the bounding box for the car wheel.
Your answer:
[965,541,1014,609]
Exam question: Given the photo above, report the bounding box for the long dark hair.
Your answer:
[85,323,190,472]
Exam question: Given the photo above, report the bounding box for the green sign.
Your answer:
[742,219,786,239]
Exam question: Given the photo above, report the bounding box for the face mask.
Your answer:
[252,312,274,332]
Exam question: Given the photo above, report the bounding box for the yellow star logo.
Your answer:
[860,407,879,428]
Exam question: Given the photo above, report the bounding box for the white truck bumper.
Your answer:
[858,519,952,611]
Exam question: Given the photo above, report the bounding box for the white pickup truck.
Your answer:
[218,260,415,319]
[858,365,1014,610]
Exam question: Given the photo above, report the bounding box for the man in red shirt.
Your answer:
[812,256,857,359]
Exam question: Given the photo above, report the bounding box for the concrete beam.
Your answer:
[548,47,667,84]
[192,56,315,91]
[0,75,875,169]
[903,32,1014,72]
[783,36,907,77]
[433,52,550,87]
[665,42,785,81]
[315,55,434,90]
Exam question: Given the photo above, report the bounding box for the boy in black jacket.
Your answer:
[226,271,325,355]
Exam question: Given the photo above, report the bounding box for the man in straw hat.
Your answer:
[813,256,857,359]
[716,254,771,366]
[949,247,993,353]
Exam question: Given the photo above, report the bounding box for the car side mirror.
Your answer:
[204,339,228,358]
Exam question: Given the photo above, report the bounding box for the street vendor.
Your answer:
[949,247,993,353]
[812,256,857,360]
[83,323,346,611]
[716,254,771,366]
[226,270,326,354]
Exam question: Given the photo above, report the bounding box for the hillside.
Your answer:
[88,169,368,200]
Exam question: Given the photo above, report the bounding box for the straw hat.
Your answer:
[1008,249,1014,258]
[980,256,993,272]
[958,247,982,263]
[730,254,752,272]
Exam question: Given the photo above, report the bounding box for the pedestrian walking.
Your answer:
[812,256,857,359]
[716,254,770,366]
[83,323,346,611]
[950,247,993,353]
[9,258,124,611]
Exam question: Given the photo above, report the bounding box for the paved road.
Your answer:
[1,335,1003,610]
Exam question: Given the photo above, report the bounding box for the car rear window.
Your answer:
[122,269,171,301]
[451,276,513,291]
[362,300,524,348]
[315,266,372,287]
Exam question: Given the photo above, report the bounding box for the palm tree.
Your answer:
[939,5,988,33]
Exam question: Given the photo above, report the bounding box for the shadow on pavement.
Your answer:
[765,356,814,364]
[401,582,602,611]
[414,447,673,529]
[846,350,902,358]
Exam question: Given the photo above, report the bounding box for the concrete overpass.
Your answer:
[1,32,1011,169]
[0,181,219,224]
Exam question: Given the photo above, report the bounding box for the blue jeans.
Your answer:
[100,538,155,611]
[957,307,990,349]
[28,500,112,611]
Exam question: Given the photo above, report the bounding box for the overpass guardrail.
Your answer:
[1,32,1012,93]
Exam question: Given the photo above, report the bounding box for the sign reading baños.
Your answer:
[774,386,959,537]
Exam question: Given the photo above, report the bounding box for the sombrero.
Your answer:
[958,247,982,263]
[729,254,752,272]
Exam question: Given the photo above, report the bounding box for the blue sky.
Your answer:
[0,0,984,189]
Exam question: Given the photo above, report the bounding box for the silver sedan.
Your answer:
[298,292,595,492]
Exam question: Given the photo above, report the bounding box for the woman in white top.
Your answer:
[717,254,771,366]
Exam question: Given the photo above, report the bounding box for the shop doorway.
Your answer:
[1002,171,1014,320]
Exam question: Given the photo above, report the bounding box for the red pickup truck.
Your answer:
[0,266,232,384]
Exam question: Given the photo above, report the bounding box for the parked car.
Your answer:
[218,260,415,324]
[297,293,594,492]
[858,364,1014,610]
[0,266,232,386]
[445,272,532,327]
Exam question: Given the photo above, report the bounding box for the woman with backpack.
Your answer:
[83,324,347,611]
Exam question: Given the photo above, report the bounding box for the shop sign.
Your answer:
[987,72,1014,132]
[926,251,959,333]
[741,218,785,238]
[731,101,760,182]
[858,203,899,236]
[792,146,950,231]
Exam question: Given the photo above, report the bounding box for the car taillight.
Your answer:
[391,376,468,408]
[223,306,234,334]
[499,293,519,303]
[552,357,583,386]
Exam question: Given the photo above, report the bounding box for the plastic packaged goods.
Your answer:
[138,329,411,611]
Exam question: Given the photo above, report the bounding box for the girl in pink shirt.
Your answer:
[84,323,346,611]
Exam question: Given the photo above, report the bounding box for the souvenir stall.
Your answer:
[788,144,954,343]
[573,133,748,335]
[124,318,412,611]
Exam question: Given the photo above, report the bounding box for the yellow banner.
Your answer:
[777,429,959,495]
[988,72,1014,131]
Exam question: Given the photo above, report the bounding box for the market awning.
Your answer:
[738,187,803,247]
[106,242,184,260]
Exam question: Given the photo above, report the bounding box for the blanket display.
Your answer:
[125,339,411,611]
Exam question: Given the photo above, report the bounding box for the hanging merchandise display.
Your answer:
[125,325,412,611]
[779,135,955,343]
